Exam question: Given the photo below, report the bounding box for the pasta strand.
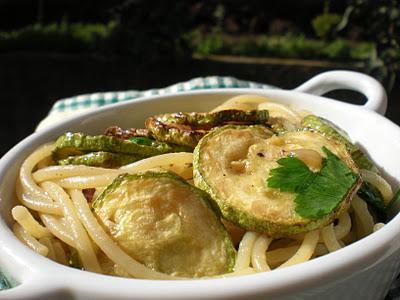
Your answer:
[41,181,102,273]
[321,224,342,252]
[33,165,120,182]
[11,205,52,239]
[352,195,374,238]
[39,236,56,260]
[39,214,75,247]
[278,230,319,269]
[251,235,272,272]
[19,144,55,203]
[234,231,258,271]
[360,169,393,204]
[13,223,48,256]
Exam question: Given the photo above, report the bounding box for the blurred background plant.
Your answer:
[0,0,399,155]
[311,1,341,40]
[1,0,397,76]
[0,21,114,53]
[334,0,400,90]
[2,0,395,84]
[103,1,193,63]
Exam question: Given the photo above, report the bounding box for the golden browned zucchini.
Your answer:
[92,171,236,277]
[193,126,361,237]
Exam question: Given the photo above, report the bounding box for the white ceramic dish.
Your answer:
[0,71,399,300]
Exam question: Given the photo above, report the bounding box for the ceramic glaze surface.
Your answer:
[0,71,399,300]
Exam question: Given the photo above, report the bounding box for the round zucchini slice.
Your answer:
[301,115,376,171]
[193,126,361,237]
[145,110,269,148]
[92,171,235,278]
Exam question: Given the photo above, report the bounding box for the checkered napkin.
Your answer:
[3,76,399,299]
[36,76,274,130]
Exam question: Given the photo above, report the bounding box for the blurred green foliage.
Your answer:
[189,31,374,61]
[0,1,194,63]
[337,0,400,90]
[311,1,341,39]
[0,20,374,64]
[104,1,193,63]
[0,0,393,78]
[0,22,114,52]
[312,13,341,39]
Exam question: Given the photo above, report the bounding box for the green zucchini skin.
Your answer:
[52,132,191,162]
[193,125,361,238]
[301,115,375,171]
[386,189,400,217]
[301,115,387,218]
[357,182,387,222]
[92,171,236,278]
[145,110,269,148]
[58,151,141,168]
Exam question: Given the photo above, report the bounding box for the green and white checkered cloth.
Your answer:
[37,76,274,130]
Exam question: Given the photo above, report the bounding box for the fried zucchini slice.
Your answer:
[301,115,386,216]
[58,151,141,168]
[52,132,190,161]
[92,171,235,278]
[145,110,269,148]
[193,126,360,237]
[104,126,151,139]
[302,115,375,171]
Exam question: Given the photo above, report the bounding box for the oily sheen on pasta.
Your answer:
[11,94,393,279]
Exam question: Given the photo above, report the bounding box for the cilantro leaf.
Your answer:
[267,156,317,193]
[267,146,358,220]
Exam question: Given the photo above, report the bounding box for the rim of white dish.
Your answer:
[0,87,399,299]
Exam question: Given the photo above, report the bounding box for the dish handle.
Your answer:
[294,70,387,115]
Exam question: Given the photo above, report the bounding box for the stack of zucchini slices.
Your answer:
[53,107,384,277]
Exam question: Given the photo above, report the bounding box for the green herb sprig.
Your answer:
[267,147,358,220]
